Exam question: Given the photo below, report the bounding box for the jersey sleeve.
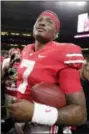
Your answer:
[57,44,84,94]
[58,67,82,94]
[63,44,85,69]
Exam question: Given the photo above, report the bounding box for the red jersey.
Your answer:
[16,41,85,100]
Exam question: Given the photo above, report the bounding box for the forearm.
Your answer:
[56,104,86,126]
[8,91,87,126]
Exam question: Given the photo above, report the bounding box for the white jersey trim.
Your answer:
[66,53,83,57]
[64,60,86,64]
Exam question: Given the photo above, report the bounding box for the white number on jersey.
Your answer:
[17,59,35,94]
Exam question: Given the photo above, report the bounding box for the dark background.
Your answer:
[1,1,89,53]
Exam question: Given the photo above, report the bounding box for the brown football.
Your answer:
[31,83,66,108]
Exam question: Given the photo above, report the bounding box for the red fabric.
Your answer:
[41,10,60,32]
[50,125,56,134]
[16,41,84,99]
[71,126,76,130]
[58,68,82,94]
[6,89,17,97]
[63,44,85,69]
[1,56,4,63]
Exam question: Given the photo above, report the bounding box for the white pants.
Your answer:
[15,122,58,134]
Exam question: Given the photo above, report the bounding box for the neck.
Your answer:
[34,40,48,51]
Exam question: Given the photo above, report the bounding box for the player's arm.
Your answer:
[7,69,87,126]
[57,90,86,126]
[56,68,87,126]
[55,45,87,125]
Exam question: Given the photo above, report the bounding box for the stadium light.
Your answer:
[67,2,86,6]
[77,2,86,6]
[1,32,8,36]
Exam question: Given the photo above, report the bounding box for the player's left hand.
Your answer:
[8,99,34,122]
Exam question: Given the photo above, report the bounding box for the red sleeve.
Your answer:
[64,44,85,69]
[58,67,82,94]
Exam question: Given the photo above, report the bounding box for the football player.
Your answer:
[1,48,21,133]
[8,10,87,134]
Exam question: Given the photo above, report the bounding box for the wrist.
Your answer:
[32,102,58,126]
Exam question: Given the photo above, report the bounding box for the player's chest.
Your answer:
[21,48,59,68]
[17,50,60,82]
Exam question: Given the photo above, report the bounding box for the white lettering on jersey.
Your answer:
[17,59,35,94]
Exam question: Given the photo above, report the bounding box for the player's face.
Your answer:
[33,15,57,42]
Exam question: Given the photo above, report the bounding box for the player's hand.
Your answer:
[8,99,34,122]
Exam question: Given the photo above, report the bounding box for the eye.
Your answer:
[37,18,43,22]
[48,20,53,24]
[46,19,54,24]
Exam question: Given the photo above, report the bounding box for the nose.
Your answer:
[39,23,45,27]
[39,20,46,27]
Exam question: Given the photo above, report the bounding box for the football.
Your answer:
[31,83,66,109]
